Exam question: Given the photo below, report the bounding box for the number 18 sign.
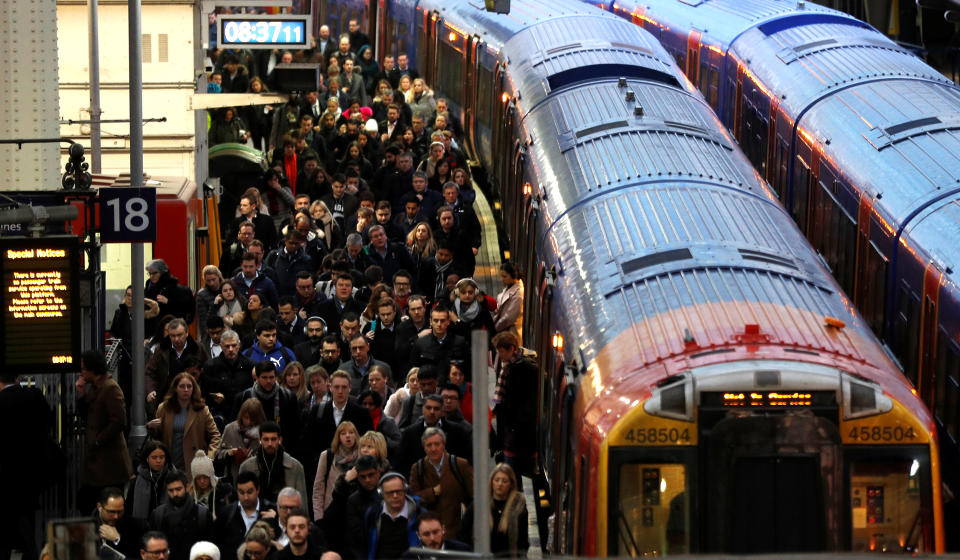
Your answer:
[99,187,157,243]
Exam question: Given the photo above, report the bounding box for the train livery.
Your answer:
[589,0,960,475]
[322,0,944,554]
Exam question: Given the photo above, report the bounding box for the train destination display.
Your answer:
[0,236,81,373]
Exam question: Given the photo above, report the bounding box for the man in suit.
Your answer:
[379,104,404,146]
[299,370,372,490]
[214,470,279,555]
[316,274,364,334]
[339,333,393,397]
[149,470,213,560]
[0,368,56,560]
[397,395,471,477]
[402,512,472,558]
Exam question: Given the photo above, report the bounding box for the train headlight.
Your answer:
[644,374,694,421]
[841,374,892,420]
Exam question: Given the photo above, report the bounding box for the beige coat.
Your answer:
[152,402,221,478]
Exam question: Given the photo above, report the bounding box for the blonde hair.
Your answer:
[358,431,388,466]
[331,421,358,453]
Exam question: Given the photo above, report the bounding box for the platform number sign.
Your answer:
[99,188,157,243]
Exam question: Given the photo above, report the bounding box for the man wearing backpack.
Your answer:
[407,427,473,538]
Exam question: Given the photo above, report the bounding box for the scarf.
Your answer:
[369,406,383,430]
[434,260,453,300]
[334,447,358,471]
[454,298,480,324]
[284,153,298,195]
[252,382,281,422]
[132,465,168,520]
[490,491,527,555]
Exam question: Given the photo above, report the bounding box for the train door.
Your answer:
[371,0,385,58]
[733,64,744,142]
[917,265,942,406]
[701,413,842,552]
[686,30,701,86]
[464,35,481,161]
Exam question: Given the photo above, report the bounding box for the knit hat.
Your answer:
[189,541,220,560]
[364,119,379,133]
[190,449,216,482]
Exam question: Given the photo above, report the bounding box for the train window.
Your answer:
[894,286,921,386]
[794,157,811,232]
[437,41,464,105]
[698,62,710,99]
[948,377,960,441]
[863,242,888,335]
[848,456,929,552]
[709,66,719,108]
[384,16,394,58]
[477,65,493,130]
[416,18,428,79]
[933,331,960,425]
[614,463,689,556]
[837,201,857,293]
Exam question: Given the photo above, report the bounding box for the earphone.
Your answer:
[303,316,327,336]
[377,472,409,497]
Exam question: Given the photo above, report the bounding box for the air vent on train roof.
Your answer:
[739,249,798,270]
[547,64,680,92]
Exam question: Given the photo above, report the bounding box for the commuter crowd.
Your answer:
[0,14,541,560]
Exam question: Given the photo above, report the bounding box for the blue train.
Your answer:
[320,0,945,554]
[587,0,960,470]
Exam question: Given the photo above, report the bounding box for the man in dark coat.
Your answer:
[265,231,315,298]
[92,488,145,558]
[230,192,277,250]
[300,371,372,491]
[201,329,255,424]
[397,395,471,477]
[345,455,384,560]
[0,368,57,560]
[409,305,465,373]
[293,317,327,368]
[77,350,134,513]
[149,470,213,560]
[492,332,539,480]
[339,334,393,396]
[233,252,281,310]
[316,274,364,334]
[145,318,209,412]
[234,361,302,458]
[363,225,416,287]
[215,471,279,556]
[402,512,472,558]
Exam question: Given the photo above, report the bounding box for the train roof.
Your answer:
[420,0,930,427]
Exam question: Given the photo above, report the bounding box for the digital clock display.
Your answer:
[218,15,311,49]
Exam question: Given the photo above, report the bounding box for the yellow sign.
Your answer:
[840,400,929,445]
[609,407,697,447]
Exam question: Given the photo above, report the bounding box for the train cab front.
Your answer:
[600,360,942,556]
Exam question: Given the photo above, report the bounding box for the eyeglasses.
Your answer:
[383,489,405,496]
[145,549,169,557]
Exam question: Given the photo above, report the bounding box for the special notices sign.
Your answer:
[0,236,81,373]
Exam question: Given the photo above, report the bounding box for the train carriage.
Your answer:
[333,0,946,553]
[591,0,960,482]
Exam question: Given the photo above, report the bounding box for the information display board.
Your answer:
[217,15,311,49]
[0,236,81,373]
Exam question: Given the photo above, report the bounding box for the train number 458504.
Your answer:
[847,425,916,442]
[624,427,692,444]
